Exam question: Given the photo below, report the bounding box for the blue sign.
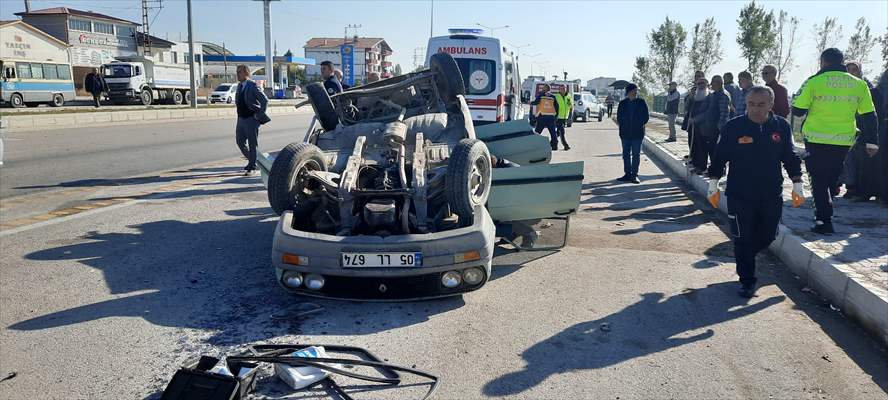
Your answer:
[340,44,354,86]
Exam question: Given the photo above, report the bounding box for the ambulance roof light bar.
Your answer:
[448,28,484,38]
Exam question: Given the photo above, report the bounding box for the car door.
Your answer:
[487,160,584,222]
[474,118,551,165]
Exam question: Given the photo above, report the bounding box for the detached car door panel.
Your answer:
[474,118,552,165]
[487,161,584,222]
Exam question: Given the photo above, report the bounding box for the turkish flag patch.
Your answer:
[771,132,781,143]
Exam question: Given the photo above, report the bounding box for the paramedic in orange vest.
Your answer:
[531,84,560,149]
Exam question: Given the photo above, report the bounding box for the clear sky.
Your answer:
[2,0,885,91]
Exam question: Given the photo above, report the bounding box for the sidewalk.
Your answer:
[641,116,888,344]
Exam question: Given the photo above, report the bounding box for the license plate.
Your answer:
[341,252,422,267]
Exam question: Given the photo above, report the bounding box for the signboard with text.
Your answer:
[340,44,354,86]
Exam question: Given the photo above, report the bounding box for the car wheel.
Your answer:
[172,90,183,105]
[226,97,232,104]
[9,93,24,108]
[50,94,64,107]
[446,138,492,226]
[140,89,153,106]
[429,52,465,106]
[268,142,327,216]
[306,82,340,131]
[583,110,590,122]
[598,110,603,122]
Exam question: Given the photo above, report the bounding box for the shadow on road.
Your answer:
[483,283,786,396]
[13,166,238,190]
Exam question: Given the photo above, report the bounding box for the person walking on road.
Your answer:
[554,86,572,150]
[605,94,615,117]
[234,65,270,176]
[531,84,560,150]
[792,48,879,234]
[707,85,804,298]
[616,83,649,184]
[84,68,107,108]
[762,65,789,119]
[320,61,343,96]
[665,82,680,142]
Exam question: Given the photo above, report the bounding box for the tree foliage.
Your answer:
[645,17,687,89]
[631,56,657,96]
[812,17,844,56]
[394,64,403,76]
[737,1,776,80]
[845,18,879,69]
[687,17,724,85]
[882,27,888,71]
[765,10,799,81]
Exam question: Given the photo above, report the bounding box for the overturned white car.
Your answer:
[258,53,584,300]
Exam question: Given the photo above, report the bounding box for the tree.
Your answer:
[687,17,724,85]
[736,1,776,80]
[644,17,687,90]
[283,48,293,57]
[845,17,879,68]
[765,10,800,81]
[631,56,657,96]
[394,64,403,76]
[812,17,843,56]
[882,28,888,70]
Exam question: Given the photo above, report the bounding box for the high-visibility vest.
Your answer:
[537,94,557,116]
[792,71,875,146]
[555,93,572,119]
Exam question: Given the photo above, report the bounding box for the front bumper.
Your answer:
[272,206,496,300]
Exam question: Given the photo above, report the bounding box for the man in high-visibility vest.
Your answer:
[531,84,560,149]
[792,48,879,234]
[554,86,572,150]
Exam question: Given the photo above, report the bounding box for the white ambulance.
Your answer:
[426,28,524,125]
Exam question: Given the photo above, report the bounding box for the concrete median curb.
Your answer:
[641,134,888,345]
[0,105,312,133]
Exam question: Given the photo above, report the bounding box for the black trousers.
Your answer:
[727,195,782,287]
[805,142,850,222]
[606,104,613,117]
[92,94,101,107]
[555,119,569,149]
[691,130,716,171]
[535,115,558,148]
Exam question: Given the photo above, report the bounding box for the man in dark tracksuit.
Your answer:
[320,61,343,96]
[708,85,803,298]
[616,83,649,184]
[84,68,107,108]
[531,84,560,149]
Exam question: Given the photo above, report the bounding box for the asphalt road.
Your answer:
[0,114,314,199]
[0,119,886,399]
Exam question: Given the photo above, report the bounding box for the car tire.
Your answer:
[226,97,232,104]
[268,142,327,216]
[429,52,465,106]
[583,110,589,122]
[446,138,492,226]
[306,82,340,131]
[140,89,153,106]
[9,93,24,108]
[598,111,603,122]
[172,90,183,105]
[50,93,64,107]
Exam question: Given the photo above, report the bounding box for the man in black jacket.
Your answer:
[692,75,732,174]
[665,82,680,142]
[84,68,107,108]
[707,86,803,298]
[616,83,649,184]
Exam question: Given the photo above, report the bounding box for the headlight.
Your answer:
[462,267,485,285]
[305,274,325,290]
[441,271,462,288]
[282,271,303,288]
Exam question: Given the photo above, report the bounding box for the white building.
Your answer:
[586,77,617,95]
[303,37,393,84]
[0,20,70,64]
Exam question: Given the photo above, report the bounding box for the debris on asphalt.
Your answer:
[821,355,832,363]
[271,303,324,320]
[0,371,16,383]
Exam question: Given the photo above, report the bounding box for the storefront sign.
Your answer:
[340,44,354,86]
[78,33,130,48]
[3,35,32,58]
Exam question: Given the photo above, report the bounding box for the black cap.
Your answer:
[820,48,844,67]
[625,83,638,93]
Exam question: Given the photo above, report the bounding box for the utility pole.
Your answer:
[140,0,163,56]
[262,0,274,96]
[222,42,228,77]
[430,0,434,38]
[24,0,31,12]
[186,0,196,108]
[413,47,426,70]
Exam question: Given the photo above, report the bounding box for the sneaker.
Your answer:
[811,220,835,235]
[665,138,677,142]
[738,284,756,298]
[563,145,571,150]
[630,176,641,184]
[243,167,257,176]
[616,175,631,182]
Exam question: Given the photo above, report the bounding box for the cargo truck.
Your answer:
[102,56,198,105]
